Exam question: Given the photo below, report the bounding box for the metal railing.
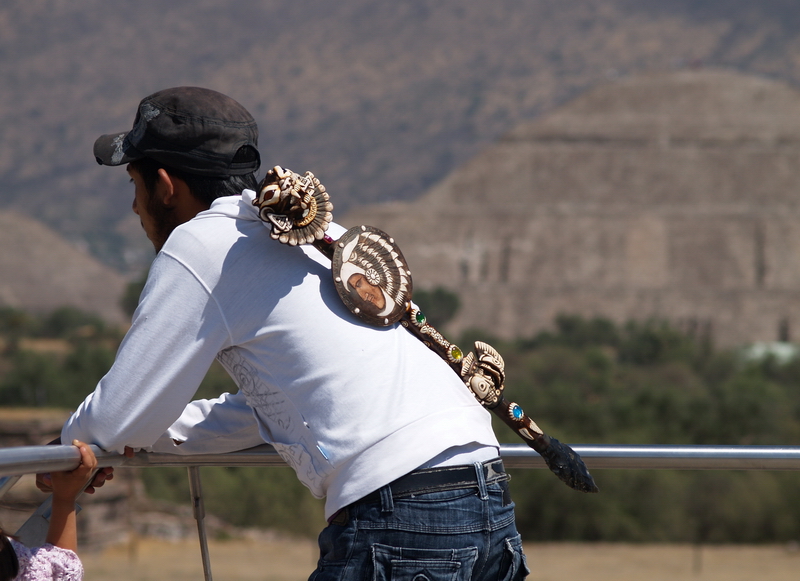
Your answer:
[3,442,800,581]
[5,443,800,477]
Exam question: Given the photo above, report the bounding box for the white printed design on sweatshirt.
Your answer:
[217,347,293,433]
[216,347,326,495]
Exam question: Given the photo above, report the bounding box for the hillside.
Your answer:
[344,69,800,347]
[0,211,127,323]
[4,1,800,275]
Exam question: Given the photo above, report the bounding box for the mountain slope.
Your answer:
[344,69,800,347]
[0,211,127,323]
[4,1,800,273]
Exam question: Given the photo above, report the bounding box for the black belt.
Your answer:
[328,458,510,525]
[357,457,508,506]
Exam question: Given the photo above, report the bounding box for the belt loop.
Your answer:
[475,462,489,500]
[379,485,394,514]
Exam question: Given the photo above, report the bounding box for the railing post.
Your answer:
[0,475,21,499]
[14,495,52,547]
[187,466,213,581]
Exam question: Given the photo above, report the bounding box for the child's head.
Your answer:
[0,531,19,581]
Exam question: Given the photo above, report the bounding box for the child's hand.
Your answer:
[50,440,99,503]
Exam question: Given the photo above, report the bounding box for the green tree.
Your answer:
[120,269,149,318]
[413,287,461,328]
[0,349,61,406]
[141,466,326,537]
[38,306,107,339]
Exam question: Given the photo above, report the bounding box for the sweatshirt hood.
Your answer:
[200,189,345,241]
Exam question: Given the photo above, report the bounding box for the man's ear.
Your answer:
[155,168,208,220]
[155,168,179,207]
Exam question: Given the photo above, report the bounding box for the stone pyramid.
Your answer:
[343,69,800,347]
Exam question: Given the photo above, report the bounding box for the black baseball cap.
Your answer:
[93,87,260,177]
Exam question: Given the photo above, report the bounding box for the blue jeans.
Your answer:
[309,463,529,581]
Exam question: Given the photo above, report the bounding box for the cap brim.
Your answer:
[93,131,143,167]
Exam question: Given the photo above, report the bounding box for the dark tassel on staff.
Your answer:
[405,314,599,493]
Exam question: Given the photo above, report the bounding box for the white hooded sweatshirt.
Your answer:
[62,190,499,518]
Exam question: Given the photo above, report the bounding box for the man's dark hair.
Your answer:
[130,150,259,206]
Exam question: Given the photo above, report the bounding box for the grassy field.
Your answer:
[81,537,800,581]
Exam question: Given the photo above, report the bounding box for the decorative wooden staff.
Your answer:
[253,166,598,493]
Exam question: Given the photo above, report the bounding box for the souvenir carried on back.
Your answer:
[331,225,412,327]
[253,165,599,494]
[253,165,333,246]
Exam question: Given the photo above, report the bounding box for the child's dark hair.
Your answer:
[0,531,19,581]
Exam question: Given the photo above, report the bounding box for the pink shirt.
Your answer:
[10,539,83,581]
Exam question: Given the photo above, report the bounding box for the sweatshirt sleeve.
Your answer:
[150,389,265,454]
[61,252,236,454]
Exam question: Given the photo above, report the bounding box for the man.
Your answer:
[59,87,529,580]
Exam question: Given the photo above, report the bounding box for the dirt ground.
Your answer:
[80,537,800,581]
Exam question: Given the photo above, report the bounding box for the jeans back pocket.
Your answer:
[498,535,529,581]
[372,543,478,581]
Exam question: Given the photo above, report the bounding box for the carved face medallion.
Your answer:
[332,225,413,326]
